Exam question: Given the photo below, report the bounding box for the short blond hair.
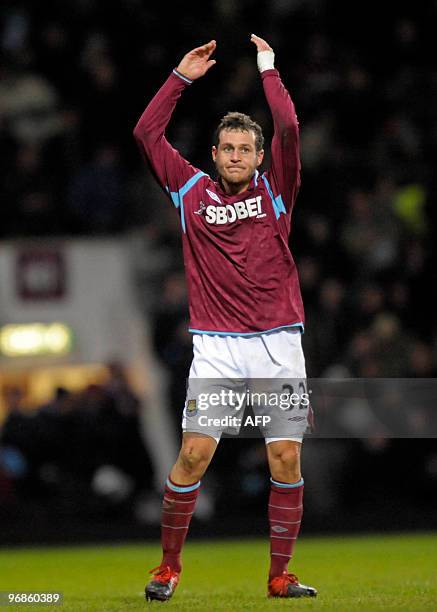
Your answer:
[214,112,264,152]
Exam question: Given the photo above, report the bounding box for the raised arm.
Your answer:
[133,41,216,198]
[251,34,301,214]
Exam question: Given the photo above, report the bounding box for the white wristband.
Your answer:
[257,50,275,72]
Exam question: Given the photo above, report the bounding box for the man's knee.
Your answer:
[278,444,301,469]
[178,438,215,476]
[268,442,301,481]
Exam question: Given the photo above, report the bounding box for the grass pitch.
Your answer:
[1,533,436,610]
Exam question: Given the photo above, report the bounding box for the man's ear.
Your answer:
[212,145,217,162]
[256,149,264,167]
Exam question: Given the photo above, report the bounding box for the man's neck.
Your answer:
[220,176,252,196]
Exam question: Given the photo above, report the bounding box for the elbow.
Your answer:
[280,121,299,146]
[275,109,299,137]
[133,118,147,144]
[133,106,156,144]
[284,111,299,132]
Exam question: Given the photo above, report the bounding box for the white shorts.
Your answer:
[182,329,308,443]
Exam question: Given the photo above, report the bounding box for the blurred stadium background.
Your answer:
[0,0,436,547]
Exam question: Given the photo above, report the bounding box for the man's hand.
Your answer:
[176,40,216,81]
[250,34,273,53]
[250,34,275,73]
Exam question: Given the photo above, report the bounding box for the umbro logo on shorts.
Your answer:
[204,195,263,225]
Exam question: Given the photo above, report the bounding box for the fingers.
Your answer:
[191,40,216,57]
[250,33,272,52]
[188,36,273,58]
[187,34,275,61]
[250,33,264,47]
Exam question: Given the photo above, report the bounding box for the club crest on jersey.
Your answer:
[206,188,222,204]
[194,201,206,215]
[204,195,263,225]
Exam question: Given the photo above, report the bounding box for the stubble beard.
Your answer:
[218,165,253,193]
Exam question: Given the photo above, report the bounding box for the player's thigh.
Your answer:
[184,334,246,440]
[249,331,309,439]
[257,329,306,378]
[189,333,243,378]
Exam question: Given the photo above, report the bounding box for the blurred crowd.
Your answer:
[1,1,436,373]
[0,363,155,536]
[1,1,437,537]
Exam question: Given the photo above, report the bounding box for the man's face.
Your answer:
[212,129,264,193]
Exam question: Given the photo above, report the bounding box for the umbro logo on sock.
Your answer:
[272,525,288,533]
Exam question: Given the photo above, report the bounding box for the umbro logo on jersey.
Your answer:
[272,525,288,533]
[204,195,263,225]
[206,188,222,204]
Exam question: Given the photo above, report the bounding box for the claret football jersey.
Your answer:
[134,68,304,336]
